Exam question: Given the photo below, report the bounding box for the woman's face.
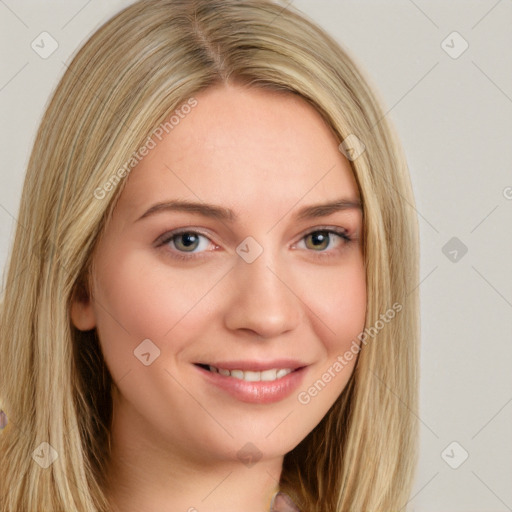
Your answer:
[71,83,366,466]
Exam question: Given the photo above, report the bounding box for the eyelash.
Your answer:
[156,226,353,262]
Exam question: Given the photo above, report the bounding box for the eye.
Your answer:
[156,229,216,260]
[171,232,209,252]
[296,228,352,254]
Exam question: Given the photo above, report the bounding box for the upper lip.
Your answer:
[194,359,308,371]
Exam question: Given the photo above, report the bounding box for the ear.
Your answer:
[70,274,97,331]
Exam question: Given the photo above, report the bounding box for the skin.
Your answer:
[71,83,366,512]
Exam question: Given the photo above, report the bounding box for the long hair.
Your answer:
[0,1,420,510]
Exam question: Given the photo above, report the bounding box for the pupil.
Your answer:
[178,233,198,250]
[310,231,328,249]
[313,233,325,244]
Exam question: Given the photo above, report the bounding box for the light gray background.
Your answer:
[1,1,511,510]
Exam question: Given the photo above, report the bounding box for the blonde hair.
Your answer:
[0,1,420,510]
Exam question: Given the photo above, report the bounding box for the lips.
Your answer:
[193,360,308,404]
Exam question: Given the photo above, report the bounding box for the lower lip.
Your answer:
[194,365,308,404]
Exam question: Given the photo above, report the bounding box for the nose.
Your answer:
[223,248,302,339]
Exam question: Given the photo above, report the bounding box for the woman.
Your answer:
[0,1,420,511]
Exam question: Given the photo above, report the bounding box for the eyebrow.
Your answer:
[135,198,362,223]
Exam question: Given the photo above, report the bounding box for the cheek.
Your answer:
[305,257,367,353]
[291,260,366,428]
[91,251,225,373]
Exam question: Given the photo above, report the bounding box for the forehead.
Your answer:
[117,83,360,220]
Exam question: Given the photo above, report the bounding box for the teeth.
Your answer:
[230,369,244,379]
[276,368,291,379]
[243,370,260,382]
[260,369,277,381]
[206,366,294,382]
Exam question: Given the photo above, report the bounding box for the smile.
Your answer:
[204,365,294,382]
[194,360,308,404]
